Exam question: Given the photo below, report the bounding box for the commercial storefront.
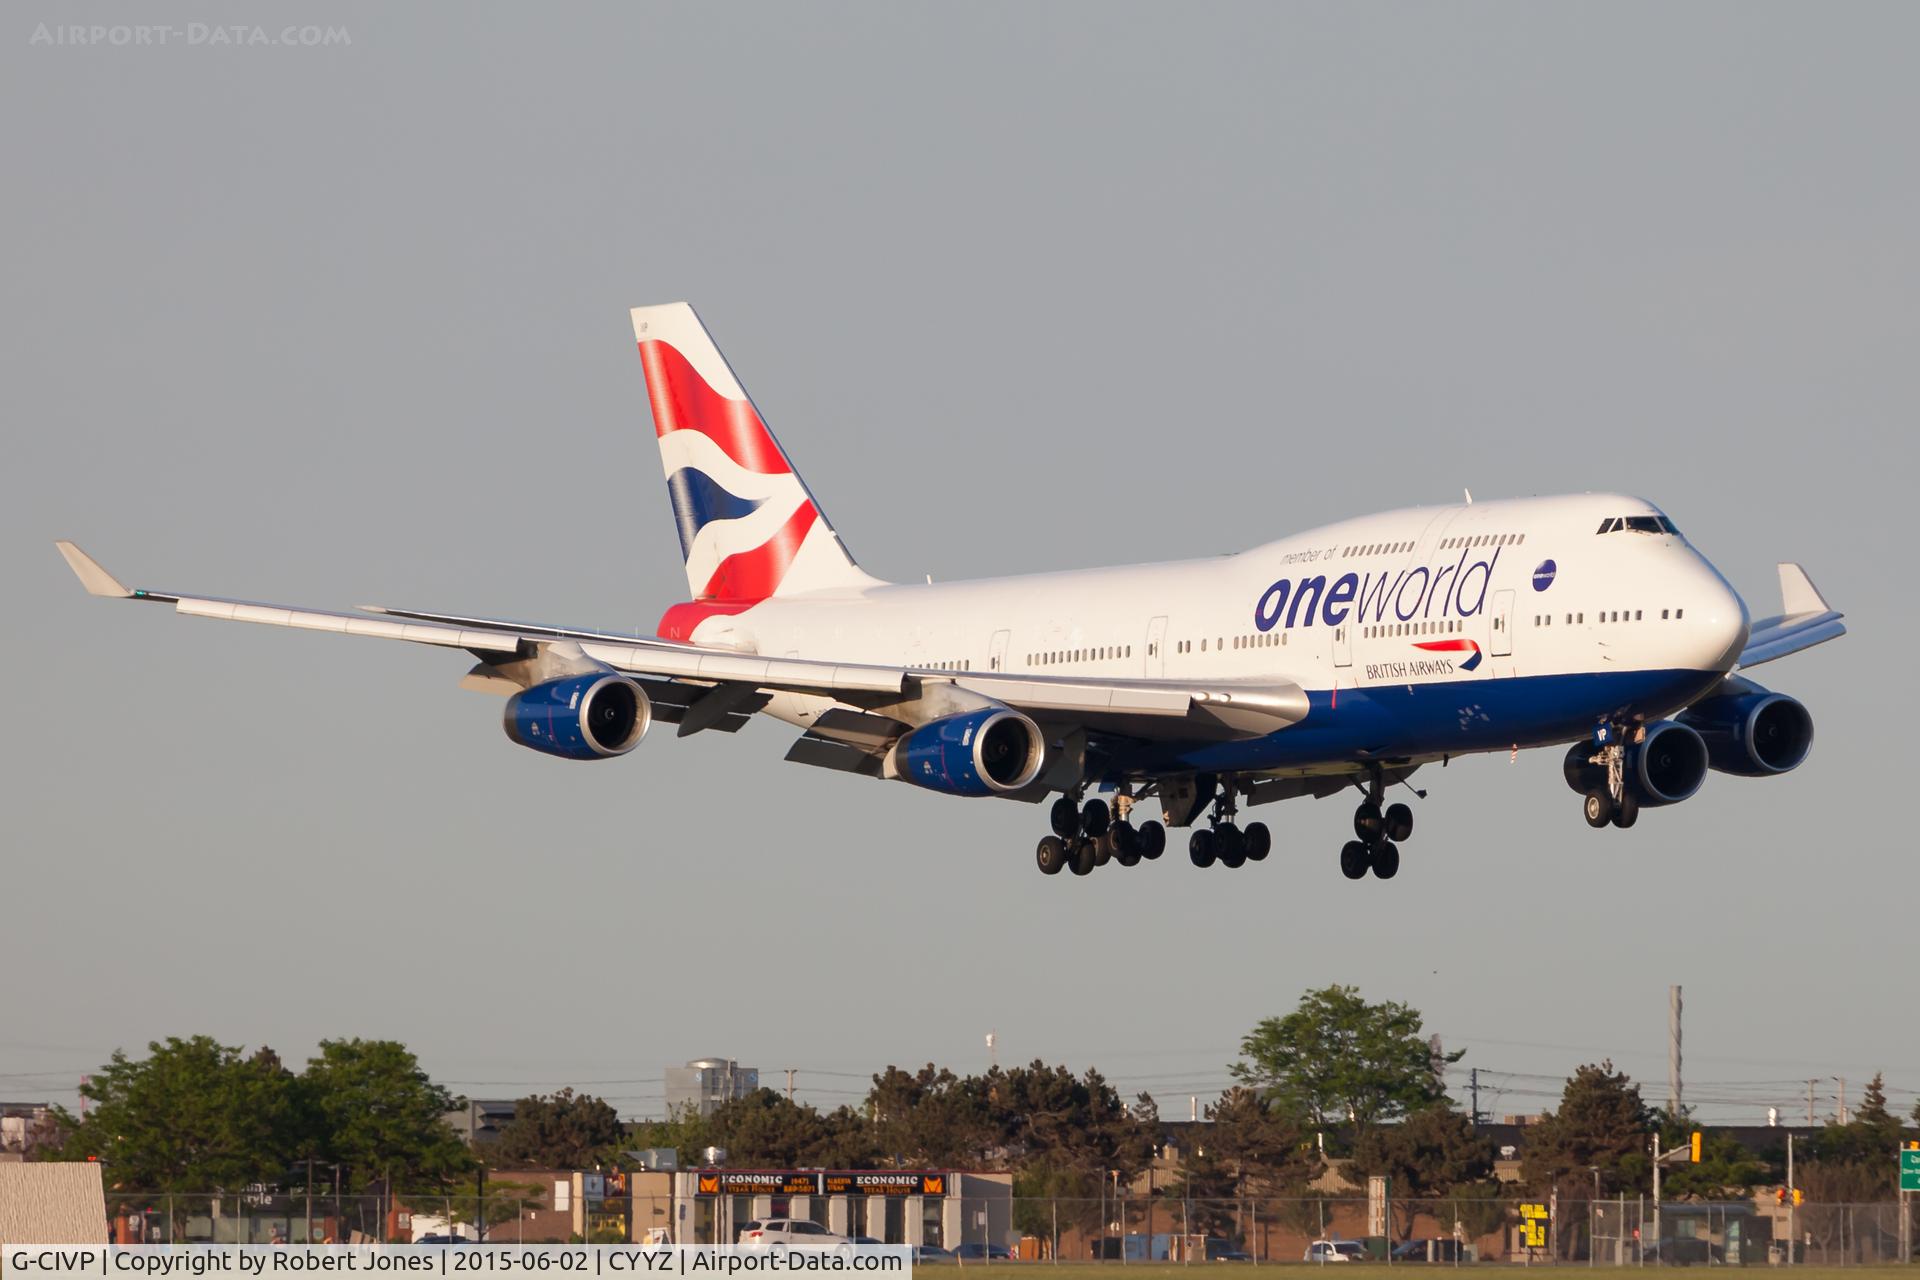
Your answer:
[673,1169,1012,1248]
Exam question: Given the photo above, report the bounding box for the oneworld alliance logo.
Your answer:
[1532,559,1557,592]
[1254,546,1504,632]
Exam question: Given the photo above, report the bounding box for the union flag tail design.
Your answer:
[631,303,879,628]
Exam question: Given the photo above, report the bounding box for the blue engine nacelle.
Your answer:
[893,708,1046,797]
[1680,688,1814,777]
[504,674,650,761]
[1563,719,1709,807]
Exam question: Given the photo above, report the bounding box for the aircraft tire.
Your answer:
[1611,793,1639,829]
[1244,822,1271,861]
[1384,802,1414,842]
[1188,828,1217,868]
[1049,796,1079,839]
[1216,823,1247,868]
[1137,820,1167,859]
[1069,839,1097,876]
[1036,836,1067,876]
[1354,801,1385,842]
[1370,840,1400,880]
[1339,840,1370,880]
[1583,790,1614,828]
[1080,798,1110,837]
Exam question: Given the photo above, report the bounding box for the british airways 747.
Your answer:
[58,303,1846,880]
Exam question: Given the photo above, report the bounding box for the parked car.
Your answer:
[739,1220,854,1254]
[950,1242,1012,1260]
[1390,1239,1464,1263]
[1304,1240,1369,1263]
[911,1245,955,1263]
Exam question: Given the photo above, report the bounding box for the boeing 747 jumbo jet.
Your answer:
[58,303,1847,881]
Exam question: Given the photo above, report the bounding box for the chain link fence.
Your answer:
[93,1193,1918,1264]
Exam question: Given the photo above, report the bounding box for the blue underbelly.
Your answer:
[1136,667,1721,774]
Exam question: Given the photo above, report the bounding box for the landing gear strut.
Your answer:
[1342,768,1411,880]
[1578,725,1642,830]
[1036,787,1165,877]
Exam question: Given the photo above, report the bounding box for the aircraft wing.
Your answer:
[55,542,1309,744]
[1735,563,1846,669]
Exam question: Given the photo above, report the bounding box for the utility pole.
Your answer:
[1667,986,1683,1118]
[1470,1068,1481,1128]
[1806,1081,1818,1126]
[1833,1077,1847,1125]
[785,1069,795,1102]
[1786,1134,1795,1267]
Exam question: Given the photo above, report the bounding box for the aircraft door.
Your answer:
[1146,616,1168,677]
[988,629,1010,672]
[1490,589,1515,657]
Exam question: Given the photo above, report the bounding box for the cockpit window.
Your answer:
[1597,515,1681,536]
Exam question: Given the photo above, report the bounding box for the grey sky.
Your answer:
[4,2,1915,1127]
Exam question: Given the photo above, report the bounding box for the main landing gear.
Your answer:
[1186,787,1272,872]
[1035,791,1166,877]
[1340,770,1413,880]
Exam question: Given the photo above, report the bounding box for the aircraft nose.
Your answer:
[1686,563,1749,672]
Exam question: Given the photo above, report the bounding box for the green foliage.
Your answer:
[56,1036,302,1190]
[1442,1179,1513,1240]
[300,1039,474,1192]
[701,1090,881,1168]
[1231,985,1458,1145]
[1654,1128,1768,1199]
[1348,1104,1494,1197]
[492,1090,626,1169]
[868,1065,994,1167]
[1520,1061,1651,1196]
[625,1105,714,1170]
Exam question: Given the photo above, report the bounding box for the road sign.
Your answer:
[1900,1147,1920,1192]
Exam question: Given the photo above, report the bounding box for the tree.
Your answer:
[300,1039,473,1191]
[626,1105,713,1169]
[1347,1104,1494,1240]
[867,1066,993,1167]
[1522,1062,1651,1196]
[702,1091,881,1168]
[1231,986,1458,1146]
[56,1036,300,1190]
[492,1090,626,1169]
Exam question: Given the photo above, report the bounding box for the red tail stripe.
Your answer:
[656,600,752,642]
[1412,639,1478,653]
[638,340,792,475]
[698,501,819,602]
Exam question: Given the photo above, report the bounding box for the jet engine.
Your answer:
[892,708,1046,797]
[1680,688,1814,777]
[504,673,650,761]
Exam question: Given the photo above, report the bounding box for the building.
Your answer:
[444,1099,519,1146]
[676,1168,1013,1248]
[664,1059,758,1118]
[1,1102,52,1158]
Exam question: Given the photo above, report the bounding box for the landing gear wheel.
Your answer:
[1216,823,1247,868]
[1243,822,1271,862]
[1109,820,1142,866]
[1583,789,1614,828]
[1049,797,1079,839]
[1611,793,1639,829]
[1189,828,1217,868]
[1069,838,1096,876]
[1137,820,1167,860]
[1035,836,1067,876]
[1080,798,1110,837]
[1370,840,1400,879]
[1092,830,1112,866]
[1354,801,1385,843]
[1384,802,1413,842]
[1339,840,1370,880]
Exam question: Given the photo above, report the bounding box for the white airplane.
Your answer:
[57,303,1847,880]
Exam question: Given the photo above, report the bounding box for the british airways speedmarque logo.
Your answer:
[1414,638,1482,671]
[1532,559,1557,592]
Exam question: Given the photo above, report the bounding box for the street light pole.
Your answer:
[1590,1168,1601,1268]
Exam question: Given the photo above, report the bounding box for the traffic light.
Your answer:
[1792,1189,1804,1207]
[1689,1131,1703,1163]
[1775,1188,1786,1205]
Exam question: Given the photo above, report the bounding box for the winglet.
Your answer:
[55,541,133,597]
[1778,562,1828,617]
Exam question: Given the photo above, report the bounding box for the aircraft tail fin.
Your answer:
[630,303,880,609]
